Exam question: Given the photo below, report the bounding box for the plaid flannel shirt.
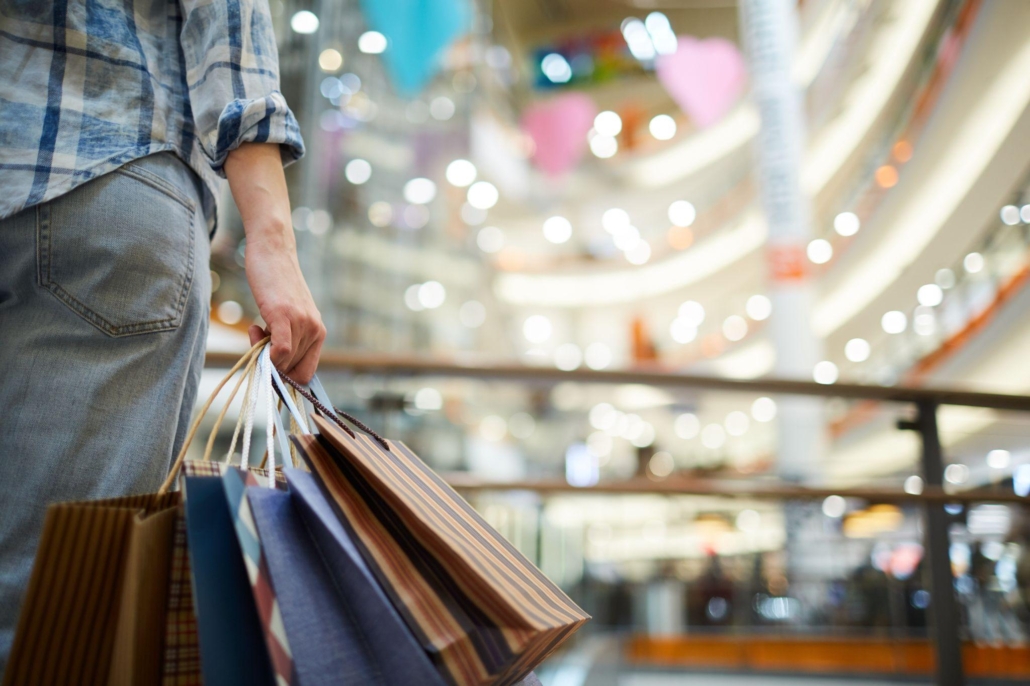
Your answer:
[0,0,305,224]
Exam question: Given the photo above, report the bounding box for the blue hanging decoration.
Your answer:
[359,0,473,98]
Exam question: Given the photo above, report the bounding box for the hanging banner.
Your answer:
[359,0,472,97]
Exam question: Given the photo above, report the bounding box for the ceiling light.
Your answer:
[881,310,907,334]
[217,300,242,325]
[725,411,749,436]
[668,200,696,227]
[834,211,860,236]
[813,360,839,384]
[723,315,748,341]
[584,342,612,370]
[675,413,700,439]
[963,252,984,274]
[594,111,622,137]
[417,281,445,309]
[543,216,573,244]
[476,226,504,253]
[358,30,387,54]
[807,238,833,264]
[751,397,776,422]
[644,12,677,55]
[700,423,726,449]
[367,201,392,227]
[446,159,477,187]
[523,315,552,344]
[612,225,640,252]
[318,48,343,72]
[822,495,846,518]
[987,449,1011,469]
[459,300,486,328]
[844,338,870,362]
[625,241,651,265]
[290,10,319,34]
[670,317,697,344]
[648,451,674,477]
[944,463,969,484]
[678,300,705,326]
[467,181,499,209]
[541,53,572,83]
[1000,205,1020,226]
[555,343,583,371]
[414,388,442,411]
[622,18,657,61]
[913,311,935,336]
[917,283,943,307]
[746,294,771,321]
[590,134,618,158]
[649,114,677,140]
[403,177,436,204]
[404,284,424,311]
[602,208,630,233]
[430,96,455,120]
[344,158,371,185]
[904,475,923,495]
[935,268,955,289]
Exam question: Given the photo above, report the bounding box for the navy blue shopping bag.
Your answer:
[246,468,448,686]
[183,476,277,686]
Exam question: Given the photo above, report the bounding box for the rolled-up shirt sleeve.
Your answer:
[178,0,305,175]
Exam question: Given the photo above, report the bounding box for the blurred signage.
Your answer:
[532,30,645,90]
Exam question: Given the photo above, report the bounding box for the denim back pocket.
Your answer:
[37,160,197,336]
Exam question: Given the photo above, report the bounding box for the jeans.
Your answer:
[0,152,211,672]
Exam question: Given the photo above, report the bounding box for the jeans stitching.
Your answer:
[114,161,197,215]
[35,166,198,337]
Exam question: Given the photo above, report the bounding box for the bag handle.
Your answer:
[277,372,392,452]
[159,338,267,494]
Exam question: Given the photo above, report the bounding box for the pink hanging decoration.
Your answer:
[521,93,597,177]
[656,36,747,129]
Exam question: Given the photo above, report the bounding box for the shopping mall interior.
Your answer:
[196,0,1030,683]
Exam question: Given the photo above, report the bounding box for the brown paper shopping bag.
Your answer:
[2,493,180,686]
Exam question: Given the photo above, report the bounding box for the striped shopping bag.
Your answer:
[293,415,589,686]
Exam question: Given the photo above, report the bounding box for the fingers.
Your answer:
[288,325,325,384]
[267,310,325,383]
[268,314,294,371]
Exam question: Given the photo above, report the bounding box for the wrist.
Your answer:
[244,216,296,252]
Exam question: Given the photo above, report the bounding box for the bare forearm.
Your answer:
[224,143,296,252]
[224,143,325,381]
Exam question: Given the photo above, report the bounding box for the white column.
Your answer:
[738,0,825,482]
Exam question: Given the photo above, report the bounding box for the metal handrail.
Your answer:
[443,474,1029,504]
[206,350,1030,411]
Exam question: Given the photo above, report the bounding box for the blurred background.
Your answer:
[196,0,1030,683]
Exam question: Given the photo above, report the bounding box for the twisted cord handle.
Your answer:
[277,372,392,452]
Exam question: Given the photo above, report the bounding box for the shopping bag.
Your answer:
[180,344,303,686]
[2,492,180,686]
[293,414,590,686]
[4,339,270,686]
[160,509,203,685]
[183,474,276,686]
[246,470,449,686]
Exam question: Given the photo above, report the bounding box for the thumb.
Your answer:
[249,324,267,346]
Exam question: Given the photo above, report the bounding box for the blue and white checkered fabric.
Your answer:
[0,0,305,223]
